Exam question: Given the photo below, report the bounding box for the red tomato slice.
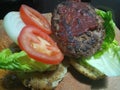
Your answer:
[18,26,64,64]
[20,4,52,34]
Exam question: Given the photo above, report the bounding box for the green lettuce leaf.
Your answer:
[93,9,116,58]
[0,49,52,72]
[82,40,120,76]
[77,10,120,77]
[96,9,115,44]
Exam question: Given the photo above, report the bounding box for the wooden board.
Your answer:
[0,14,120,90]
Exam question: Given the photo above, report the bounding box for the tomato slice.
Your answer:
[20,4,52,34]
[18,26,64,64]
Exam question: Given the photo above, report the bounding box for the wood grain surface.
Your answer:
[0,14,120,90]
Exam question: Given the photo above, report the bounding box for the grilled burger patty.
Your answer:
[51,1,105,58]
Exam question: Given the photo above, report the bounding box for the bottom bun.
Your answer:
[17,64,67,90]
[70,59,105,80]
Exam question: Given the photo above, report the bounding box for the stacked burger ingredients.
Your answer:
[0,0,120,90]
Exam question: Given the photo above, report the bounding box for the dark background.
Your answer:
[91,0,120,29]
[0,0,120,29]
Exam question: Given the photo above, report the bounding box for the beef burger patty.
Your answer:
[51,1,105,58]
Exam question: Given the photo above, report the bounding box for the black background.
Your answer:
[0,0,120,28]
